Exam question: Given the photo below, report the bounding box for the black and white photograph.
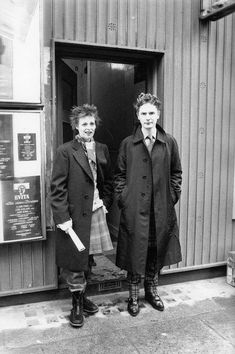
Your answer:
[0,0,234,353]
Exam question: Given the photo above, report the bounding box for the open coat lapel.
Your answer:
[72,140,93,181]
[95,142,103,171]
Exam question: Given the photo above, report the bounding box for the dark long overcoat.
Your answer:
[115,124,182,274]
[50,139,113,272]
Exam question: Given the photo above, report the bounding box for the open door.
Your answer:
[55,45,162,293]
[56,59,77,145]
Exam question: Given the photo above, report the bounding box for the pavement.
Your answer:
[0,276,234,353]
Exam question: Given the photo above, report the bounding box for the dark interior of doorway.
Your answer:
[55,43,163,294]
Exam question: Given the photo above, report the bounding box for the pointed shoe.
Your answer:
[127,298,140,317]
[145,293,164,311]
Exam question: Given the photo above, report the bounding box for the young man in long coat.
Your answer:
[115,93,182,316]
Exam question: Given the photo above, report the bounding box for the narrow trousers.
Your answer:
[60,256,94,292]
[127,246,159,298]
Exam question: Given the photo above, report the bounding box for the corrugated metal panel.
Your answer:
[50,0,235,271]
[53,0,166,51]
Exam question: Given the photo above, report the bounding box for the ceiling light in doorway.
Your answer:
[111,63,126,70]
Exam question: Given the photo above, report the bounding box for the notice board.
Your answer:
[0,111,46,243]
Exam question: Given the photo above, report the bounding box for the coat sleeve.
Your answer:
[170,136,182,204]
[102,145,114,210]
[114,139,127,208]
[50,146,71,225]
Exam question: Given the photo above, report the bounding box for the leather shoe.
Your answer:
[145,293,164,311]
[83,296,99,314]
[127,298,140,317]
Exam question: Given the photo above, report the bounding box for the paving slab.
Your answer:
[0,277,234,354]
[119,316,234,354]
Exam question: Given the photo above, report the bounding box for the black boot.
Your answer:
[83,295,99,315]
[69,291,84,327]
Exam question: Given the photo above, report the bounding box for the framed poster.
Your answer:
[0,111,46,243]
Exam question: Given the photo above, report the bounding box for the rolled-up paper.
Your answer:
[67,228,85,252]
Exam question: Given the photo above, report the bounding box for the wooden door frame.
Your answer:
[52,40,165,158]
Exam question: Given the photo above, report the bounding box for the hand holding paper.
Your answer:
[57,221,85,252]
[67,227,86,252]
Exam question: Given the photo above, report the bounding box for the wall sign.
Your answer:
[0,111,45,243]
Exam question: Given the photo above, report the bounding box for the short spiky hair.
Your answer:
[70,104,101,130]
[134,93,161,114]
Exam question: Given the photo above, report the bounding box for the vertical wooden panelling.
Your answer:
[9,245,22,290]
[32,242,44,288]
[75,0,86,41]
[163,0,175,268]
[127,0,137,47]
[228,15,235,253]
[217,17,232,261]
[64,0,75,40]
[155,0,165,51]
[223,14,235,258]
[194,20,208,265]
[0,237,56,295]
[117,0,128,46]
[170,0,183,269]
[137,0,147,48]
[53,0,64,39]
[210,19,224,263]
[97,0,108,44]
[172,0,183,155]
[186,0,200,267]
[146,0,157,49]
[0,246,10,291]
[202,21,216,264]
[49,0,235,273]
[179,0,192,267]
[21,244,33,289]
[86,0,97,42]
[43,232,57,288]
[107,0,118,45]
[164,0,174,135]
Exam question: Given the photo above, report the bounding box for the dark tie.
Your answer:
[145,136,154,154]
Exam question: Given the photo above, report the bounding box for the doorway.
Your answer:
[55,43,163,291]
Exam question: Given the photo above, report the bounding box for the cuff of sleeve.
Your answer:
[57,219,72,231]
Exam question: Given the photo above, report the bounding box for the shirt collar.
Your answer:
[142,127,157,140]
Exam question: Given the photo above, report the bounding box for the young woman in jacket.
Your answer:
[51,104,113,327]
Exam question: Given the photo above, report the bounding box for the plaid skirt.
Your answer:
[89,206,113,254]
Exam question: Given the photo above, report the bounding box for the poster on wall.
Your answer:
[0,115,14,179]
[0,111,45,243]
[18,133,37,161]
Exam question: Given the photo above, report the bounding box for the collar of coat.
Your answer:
[71,139,103,181]
[133,123,166,144]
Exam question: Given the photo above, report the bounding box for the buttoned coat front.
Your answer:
[50,139,113,272]
[115,124,182,274]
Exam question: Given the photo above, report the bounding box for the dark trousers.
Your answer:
[60,256,94,292]
[127,246,159,298]
[128,208,159,298]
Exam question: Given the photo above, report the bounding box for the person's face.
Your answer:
[76,115,96,141]
[137,103,160,130]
